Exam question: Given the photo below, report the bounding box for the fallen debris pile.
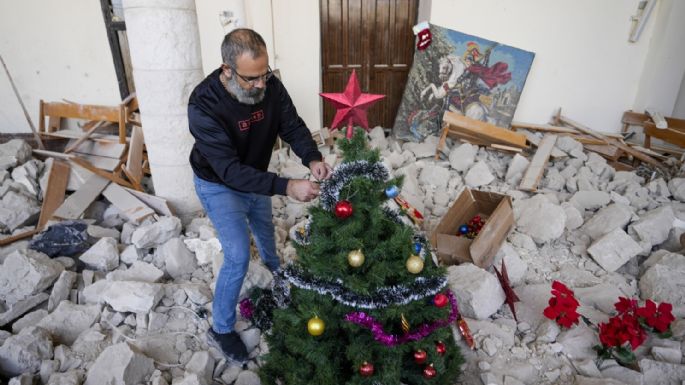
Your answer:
[1,115,685,384]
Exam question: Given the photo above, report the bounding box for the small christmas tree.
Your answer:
[259,129,463,385]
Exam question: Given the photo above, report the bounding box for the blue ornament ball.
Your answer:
[385,185,400,199]
[459,225,469,235]
[413,242,422,254]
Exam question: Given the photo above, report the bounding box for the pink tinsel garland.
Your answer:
[344,290,459,346]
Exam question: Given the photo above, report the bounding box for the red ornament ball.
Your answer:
[359,361,374,377]
[423,364,437,379]
[433,293,448,308]
[413,349,427,364]
[435,341,446,356]
[334,200,353,219]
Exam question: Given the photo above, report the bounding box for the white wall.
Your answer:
[633,0,685,117]
[429,0,678,133]
[195,0,321,131]
[0,1,121,134]
[2,0,684,136]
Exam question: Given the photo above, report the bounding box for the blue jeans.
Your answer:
[193,175,281,333]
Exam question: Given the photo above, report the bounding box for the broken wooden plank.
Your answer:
[519,134,557,192]
[443,111,527,148]
[102,183,154,223]
[69,140,127,159]
[585,144,623,161]
[52,174,110,220]
[33,150,121,172]
[64,121,108,154]
[40,130,127,143]
[491,144,523,153]
[511,121,624,138]
[0,229,41,246]
[42,101,121,122]
[644,125,685,148]
[37,160,70,228]
[558,115,663,169]
[521,130,567,158]
[622,111,685,129]
[124,187,175,217]
[124,125,145,185]
[68,157,134,189]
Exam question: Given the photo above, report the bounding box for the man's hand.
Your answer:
[309,160,333,181]
[286,179,320,202]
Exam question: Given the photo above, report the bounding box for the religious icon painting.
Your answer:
[394,23,535,142]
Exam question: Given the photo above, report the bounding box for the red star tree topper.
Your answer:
[320,70,385,138]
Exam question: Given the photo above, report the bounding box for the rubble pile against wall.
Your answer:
[1,128,685,385]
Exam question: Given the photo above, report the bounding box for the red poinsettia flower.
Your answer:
[615,297,638,315]
[543,281,580,328]
[636,300,675,333]
[599,314,647,351]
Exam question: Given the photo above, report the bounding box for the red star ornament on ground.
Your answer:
[493,259,520,322]
[320,70,385,138]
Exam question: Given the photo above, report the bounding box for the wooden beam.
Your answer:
[52,174,110,220]
[33,150,121,173]
[521,131,567,158]
[37,160,70,228]
[69,140,127,159]
[558,115,663,169]
[64,121,108,154]
[443,111,527,148]
[644,125,685,148]
[41,130,127,143]
[124,125,144,185]
[511,121,624,139]
[42,102,121,122]
[68,157,134,189]
[519,134,557,192]
[585,144,623,161]
[0,229,40,246]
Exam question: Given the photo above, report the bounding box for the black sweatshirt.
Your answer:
[188,68,322,196]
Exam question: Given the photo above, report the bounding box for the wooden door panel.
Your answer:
[321,0,417,129]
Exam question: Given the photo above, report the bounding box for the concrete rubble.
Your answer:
[0,134,683,385]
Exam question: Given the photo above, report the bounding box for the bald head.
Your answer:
[221,28,267,68]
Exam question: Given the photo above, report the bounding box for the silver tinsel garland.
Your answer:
[320,160,390,210]
[281,264,447,309]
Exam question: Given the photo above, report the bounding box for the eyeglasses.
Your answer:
[230,65,273,86]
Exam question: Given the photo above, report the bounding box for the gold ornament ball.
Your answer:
[307,316,325,336]
[347,249,365,267]
[406,255,424,274]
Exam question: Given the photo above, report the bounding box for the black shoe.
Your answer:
[207,329,249,364]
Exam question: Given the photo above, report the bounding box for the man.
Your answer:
[188,28,332,363]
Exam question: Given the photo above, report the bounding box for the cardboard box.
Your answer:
[430,189,514,268]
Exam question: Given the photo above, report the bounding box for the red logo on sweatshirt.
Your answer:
[238,110,264,131]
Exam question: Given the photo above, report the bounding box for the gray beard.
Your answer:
[225,74,266,105]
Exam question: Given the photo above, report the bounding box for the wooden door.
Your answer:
[321,0,418,129]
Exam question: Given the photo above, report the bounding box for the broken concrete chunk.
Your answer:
[628,205,675,247]
[84,342,155,385]
[0,190,40,232]
[46,369,85,385]
[569,190,611,212]
[11,309,48,334]
[447,263,505,320]
[505,154,530,186]
[101,281,163,313]
[48,270,78,312]
[37,301,101,345]
[561,202,584,230]
[0,249,63,306]
[11,160,42,198]
[120,244,143,265]
[639,358,685,385]
[418,164,450,189]
[464,161,495,187]
[0,326,53,377]
[639,252,685,307]
[106,261,164,283]
[157,237,198,279]
[668,178,685,203]
[587,228,641,272]
[580,203,633,241]
[185,351,215,385]
[0,293,49,327]
[131,216,182,248]
[514,195,566,244]
[0,139,33,171]
[79,237,120,272]
[449,143,478,172]
[402,136,439,159]
[184,238,222,266]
